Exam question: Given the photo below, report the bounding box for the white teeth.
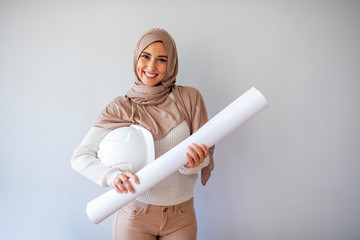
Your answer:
[144,72,157,77]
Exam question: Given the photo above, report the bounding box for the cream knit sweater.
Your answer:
[71,119,209,206]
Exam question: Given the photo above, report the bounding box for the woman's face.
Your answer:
[136,41,168,86]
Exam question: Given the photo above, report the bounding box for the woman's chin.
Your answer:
[141,78,162,87]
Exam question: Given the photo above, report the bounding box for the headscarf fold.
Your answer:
[94,28,214,185]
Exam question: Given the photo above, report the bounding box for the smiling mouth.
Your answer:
[144,71,158,78]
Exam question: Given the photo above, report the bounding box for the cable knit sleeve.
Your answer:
[71,127,122,187]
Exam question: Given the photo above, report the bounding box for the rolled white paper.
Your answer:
[86,87,268,224]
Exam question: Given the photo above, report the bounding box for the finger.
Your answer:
[200,144,209,158]
[192,143,205,162]
[125,172,140,184]
[113,176,127,193]
[120,174,135,194]
[190,144,203,164]
[187,146,200,166]
[113,181,122,194]
[185,152,195,168]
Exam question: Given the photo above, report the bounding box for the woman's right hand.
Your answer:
[112,172,140,194]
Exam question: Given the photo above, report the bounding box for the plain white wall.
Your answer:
[1,0,359,239]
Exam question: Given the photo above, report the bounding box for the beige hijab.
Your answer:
[94,28,214,185]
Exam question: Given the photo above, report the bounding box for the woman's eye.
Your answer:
[158,58,167,63]
[141,54,150,59]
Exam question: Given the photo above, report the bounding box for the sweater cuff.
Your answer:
[178,155,210,175]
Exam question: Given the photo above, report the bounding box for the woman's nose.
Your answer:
[147,60,157,71]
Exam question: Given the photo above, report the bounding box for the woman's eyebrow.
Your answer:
[142,51,168,58]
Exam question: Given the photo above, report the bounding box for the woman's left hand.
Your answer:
[184,143,209,168]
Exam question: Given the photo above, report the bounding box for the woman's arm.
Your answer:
[71,127,123,187]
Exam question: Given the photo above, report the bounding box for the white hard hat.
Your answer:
[97,125,154,173]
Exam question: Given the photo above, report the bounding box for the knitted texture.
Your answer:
[137,120,209,205]
[71,122,209,205]
[71,127,121,187]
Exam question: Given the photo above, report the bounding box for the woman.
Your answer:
[71,28,214,240]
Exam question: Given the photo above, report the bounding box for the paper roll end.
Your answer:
[250,87,269,107]
[86,202,101,225]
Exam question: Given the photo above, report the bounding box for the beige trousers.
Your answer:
[112,198,197,240]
